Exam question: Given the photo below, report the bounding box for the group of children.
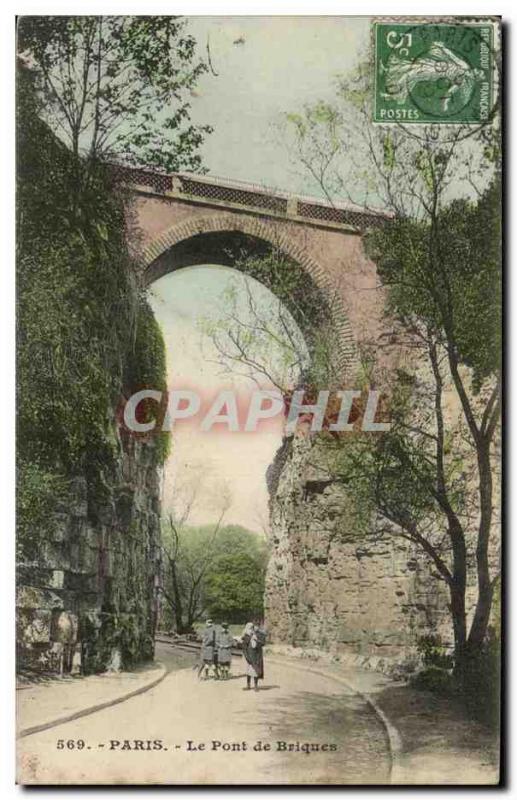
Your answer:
[198,620,234,680]
[198,619,266,690]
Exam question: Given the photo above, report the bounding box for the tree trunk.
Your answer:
[449,579,467,672]
[169,561,185,633]
[468,443,495,649]
[447,518,468,673]
[468,581,495,650]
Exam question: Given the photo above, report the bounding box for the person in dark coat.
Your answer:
[241,621,266,691]
[198,619,218,680]
[216,622,235,679]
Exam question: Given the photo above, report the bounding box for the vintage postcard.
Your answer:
[16,14,502,785]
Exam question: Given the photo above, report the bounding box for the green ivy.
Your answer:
[17,65,170,556]
[124,299,171,464]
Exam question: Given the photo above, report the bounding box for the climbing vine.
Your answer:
[17,65,170,559]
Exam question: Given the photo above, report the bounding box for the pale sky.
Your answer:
[186,16,369,194]
[148,18,370,531]
[149,266,301,531]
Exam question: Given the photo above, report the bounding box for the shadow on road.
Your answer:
[256,684,280,691]
[240,684,281,692]
[248,688,391,784]
[375,684,500,764]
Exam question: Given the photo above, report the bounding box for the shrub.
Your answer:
[417,634,454,670]
[410,666,455,695]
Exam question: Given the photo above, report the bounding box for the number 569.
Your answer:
[56,739,86,750]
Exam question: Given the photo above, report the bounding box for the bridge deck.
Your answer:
[112,164,389,233]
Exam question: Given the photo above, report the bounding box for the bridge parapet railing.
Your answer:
[111,164,388,232]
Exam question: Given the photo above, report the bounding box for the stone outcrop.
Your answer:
[265,433,452,663]
[16,427,162,675]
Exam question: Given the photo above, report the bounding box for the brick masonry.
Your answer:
[129,175,390,379]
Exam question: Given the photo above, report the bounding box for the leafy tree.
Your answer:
[204,527,267,622]
[203,552,265,623]
[284,58,500,218]
[160,520,267,632]
[17,15,212,180]
[361,180,501,672]
[286,63,501,678]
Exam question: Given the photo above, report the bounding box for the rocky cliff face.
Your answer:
[16,427,162,675]
[265,433,452,664]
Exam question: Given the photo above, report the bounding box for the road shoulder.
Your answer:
[267,646,500,785]
[17,661,166,738]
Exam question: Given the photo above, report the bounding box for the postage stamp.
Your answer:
[373,22,494,123]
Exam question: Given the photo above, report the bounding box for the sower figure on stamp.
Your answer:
[216,622,235,680]
[198,619,218,680]
[240,621,266,691]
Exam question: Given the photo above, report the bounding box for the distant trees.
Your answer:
[160,523,268,632]
[203,528,268,622]
[160,505,229,634]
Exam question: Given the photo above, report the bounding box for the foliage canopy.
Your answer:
[18,15,212,173]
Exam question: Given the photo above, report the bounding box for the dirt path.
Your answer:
[17,647,391,785]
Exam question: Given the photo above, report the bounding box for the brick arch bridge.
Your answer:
[15,168,395,678]
[118,166,388,376]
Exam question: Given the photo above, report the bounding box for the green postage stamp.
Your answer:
[374,22,494,123]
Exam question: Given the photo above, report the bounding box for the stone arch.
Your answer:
[142,213,358,375]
